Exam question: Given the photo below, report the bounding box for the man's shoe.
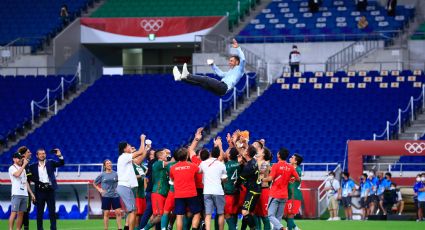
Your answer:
[181,63,190,79]
[173,66,181,81]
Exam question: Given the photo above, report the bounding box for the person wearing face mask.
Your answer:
[324,171,340,221]
[414,173,425,222]
[359,173,372,220]
[367,171,377,215]
[390,183,404,215]
[338,172,355,220]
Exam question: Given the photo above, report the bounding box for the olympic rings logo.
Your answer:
[404,142,425,154]
[140,19,164,32]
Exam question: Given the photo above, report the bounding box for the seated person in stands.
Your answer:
[60,4,69,25]
[386,0,397,16]
[356,0,368,11]
[357,16,369,29]
[308,0,320,13]
[390,183,404,215]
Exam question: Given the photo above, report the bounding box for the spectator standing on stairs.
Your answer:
[289,45,301,74]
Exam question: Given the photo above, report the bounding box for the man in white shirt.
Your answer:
[116,134,148,230]
[9,152,35,230]
[199,138,227,230]
[324,172,340,221]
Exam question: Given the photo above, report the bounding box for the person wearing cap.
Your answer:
[288,45,301,74]
[116,134,148,230]
[17,146,32,230]
[8,152,36,230]
[28,148,65,230]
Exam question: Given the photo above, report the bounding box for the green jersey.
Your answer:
[133,163,147,198]
[166,161,177,192]
[224,160,241,194]
[152,160,169,196]
[288,166,303,201]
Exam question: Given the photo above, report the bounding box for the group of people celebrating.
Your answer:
[94,128,304,230]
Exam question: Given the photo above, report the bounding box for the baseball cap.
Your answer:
[12,152,22,159]
[118,141,129,154]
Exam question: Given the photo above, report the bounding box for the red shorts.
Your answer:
[164,191,175,213]
[238,186,247,209]
[254,188,269,217]
[284,200,301,216]
[224,194,239,215]
[151,193,166,215]
[135,197,146,215]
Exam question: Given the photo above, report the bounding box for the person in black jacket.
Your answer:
[387,0,397,16]
[29,148,64,230]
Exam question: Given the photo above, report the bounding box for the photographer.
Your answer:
[29,148,65,230]
[324,172,340,221]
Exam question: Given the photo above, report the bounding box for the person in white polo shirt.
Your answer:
[199,137,227,230]
[8,152,35,230]
[116,134,148,230]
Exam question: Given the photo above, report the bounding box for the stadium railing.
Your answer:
[373,84,425,140]
[363,162,425,175]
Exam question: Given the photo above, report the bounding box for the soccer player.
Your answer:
[143,149,170,230]
[236,145,261,230]
[223,147,242,230]
[286,153,303,230]
[8,152,35,230]
[173,39,246,97]
[253,143,271,230]
[359,173,371,220]
[338,172,356,220]
[262,148,299,230]
[93,159,122,230]
[161,157,177,230]
[133,153,148,230]
[170,148,202,230]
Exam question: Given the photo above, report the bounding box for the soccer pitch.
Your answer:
[1,220,424,230]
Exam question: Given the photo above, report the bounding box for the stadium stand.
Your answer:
[0,75,76,147]
[237,0,415,42]
[0,74,255,171]
[0,0,93,52]
[205,70,424,171]
[91,0,259,29]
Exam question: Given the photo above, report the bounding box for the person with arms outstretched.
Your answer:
[173,39,246,96]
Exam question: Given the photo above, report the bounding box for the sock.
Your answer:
[161,214,169,229]
[144,221,153,230]
[225,217,237,230]
[242,215,255,229]
[287,218,295,230]
[192,228,199,230]
[261,217,271,230]
[214,216,219,230]
[234,216,239,229]
[183,216,190,230]
[124,226,129,230]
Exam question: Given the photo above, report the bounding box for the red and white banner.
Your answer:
[348,140,425,179]
[80,16,223,43]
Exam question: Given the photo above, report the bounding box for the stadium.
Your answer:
[0,0,425,229]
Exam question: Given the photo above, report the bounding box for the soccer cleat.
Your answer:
[181,63,189,79]
[173,66,181,81]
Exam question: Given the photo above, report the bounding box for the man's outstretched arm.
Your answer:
[233,39,246,69]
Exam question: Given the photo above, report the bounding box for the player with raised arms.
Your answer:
[173,39,246,96]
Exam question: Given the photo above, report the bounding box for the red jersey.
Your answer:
[191,155,204,189]
[170,161,199,198]
[269,161,299,199]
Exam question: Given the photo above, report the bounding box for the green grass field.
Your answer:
[1,219,424,230]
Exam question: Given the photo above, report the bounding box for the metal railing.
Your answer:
[0,66,78,76]
[0,38,33,66]
[326,39,383,72]
[363,162,425,174]
[373,84,425,140]
[31,62,81,124]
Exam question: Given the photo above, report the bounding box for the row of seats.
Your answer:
[0,75,76,145]
[0,205,87,220]
[0,74,256,169]
[0,0,93,51]
[91,0,259,29]
[237,0,414,43]
[203,80,422,170]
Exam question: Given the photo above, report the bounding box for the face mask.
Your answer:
[422,177,425,182]
[360,178,364,182]
[390,187,395,190]
[417,177,421,182]
[328,176,334,180]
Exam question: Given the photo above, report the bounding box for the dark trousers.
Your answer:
[36,189,56,230]
[139,192,160,230]
[23,195,31,230]
[183,74,228,96]
[290,64,300,74]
